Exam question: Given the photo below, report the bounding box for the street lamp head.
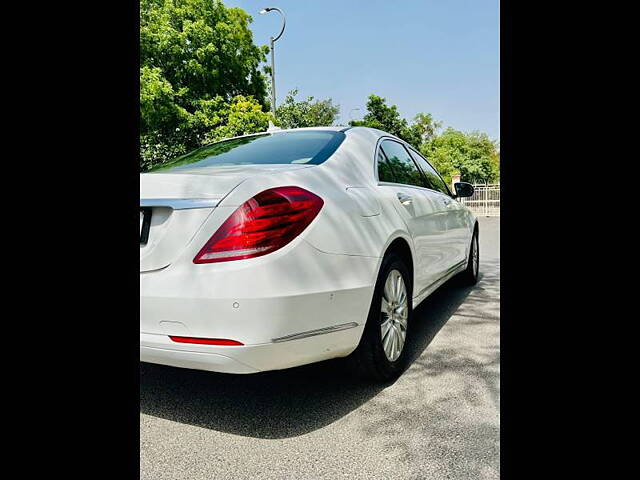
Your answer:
[259,7,286,42]
[259,6,286,118]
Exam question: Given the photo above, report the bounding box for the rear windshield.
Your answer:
[149,130,346,173]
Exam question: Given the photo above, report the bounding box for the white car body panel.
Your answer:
[140,126,476,373]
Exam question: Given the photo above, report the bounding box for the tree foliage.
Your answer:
[351,94,499,185]
[275,89,340,129]
[411,112,442,144]
[421,128,499,185]
[140,0,272,171]
[141,0,268,108]
[350,94,420,146]
[201,95,272,144]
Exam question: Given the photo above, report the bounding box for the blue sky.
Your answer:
[224,0,499,141]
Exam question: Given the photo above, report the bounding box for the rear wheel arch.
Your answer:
[348,242,414,381]
[383,237,414,291]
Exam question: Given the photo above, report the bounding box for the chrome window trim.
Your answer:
[373,137,442,196]
[406,146,454,197]
[374,137,426,189]
[377,180,436,194]
[373,136,454,198]
[139,198,221,210]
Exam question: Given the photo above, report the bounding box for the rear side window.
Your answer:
[379,140,425,188]
[409,148,451,195]
[148,130,346,173]
[377,150,397,183]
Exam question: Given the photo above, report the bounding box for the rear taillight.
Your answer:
[193,186,324,264]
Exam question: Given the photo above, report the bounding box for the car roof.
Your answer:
[268,126,350,133]
[270,126,400,140]
[205,126,395,147]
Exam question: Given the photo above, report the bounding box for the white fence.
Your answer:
[459,183,500,216]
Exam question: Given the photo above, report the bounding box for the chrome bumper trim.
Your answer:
[271,322,359,343]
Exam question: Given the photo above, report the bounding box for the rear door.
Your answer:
[408,147,471,266]
[376,139,450,296]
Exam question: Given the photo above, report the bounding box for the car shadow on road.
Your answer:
[140,265,496,440]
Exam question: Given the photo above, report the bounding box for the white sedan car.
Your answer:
[140,126,478,381]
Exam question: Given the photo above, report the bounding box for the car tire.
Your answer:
[458,226,479,286]
[348,252,413,382]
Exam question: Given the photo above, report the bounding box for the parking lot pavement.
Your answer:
[140,216,500,480]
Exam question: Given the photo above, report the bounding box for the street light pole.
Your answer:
[259,7,286,118]
[270,35,276,117]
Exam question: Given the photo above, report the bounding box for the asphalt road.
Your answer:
[141,217,500,480]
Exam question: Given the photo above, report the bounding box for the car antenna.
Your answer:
[266,120,282,133]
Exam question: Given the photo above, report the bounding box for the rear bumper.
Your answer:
[140,239,380,373]
[140,324,363,374]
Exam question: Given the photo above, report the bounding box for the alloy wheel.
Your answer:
[472,234,479,277]
[380,269,409,362]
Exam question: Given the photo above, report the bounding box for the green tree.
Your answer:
[422,128,499,185]
[201,95,272,144]
[489,149,500,182]
[410,112,442,144]
[350,94,421,147]
[141,0,268,109]
[140,66,190,135]
[275,89,340,129]
[140,0,272,170]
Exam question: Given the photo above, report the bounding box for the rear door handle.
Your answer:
[397,193,413,205]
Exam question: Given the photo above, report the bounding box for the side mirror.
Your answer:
[454,182,474,198]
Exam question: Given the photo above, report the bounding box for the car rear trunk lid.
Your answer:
[140,165,313,271]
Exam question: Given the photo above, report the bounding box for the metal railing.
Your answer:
[459,183,500,216]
